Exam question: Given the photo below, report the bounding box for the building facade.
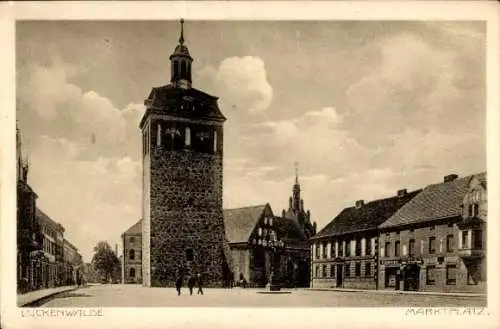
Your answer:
[122,220,143,284]
[310,189,420,289]
[378,173,487,293]
[37,208,65,288]
[140,20,232,287]
[16,126,44,293]
[63,239,82,285]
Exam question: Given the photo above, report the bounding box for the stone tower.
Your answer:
[140,19,229,287]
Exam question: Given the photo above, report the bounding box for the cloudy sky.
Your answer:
[16,20,486,262]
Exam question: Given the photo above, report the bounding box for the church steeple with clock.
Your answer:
[140,19,231,287]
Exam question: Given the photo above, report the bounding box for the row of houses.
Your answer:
[17,126,83,293]
[310,172,487,293]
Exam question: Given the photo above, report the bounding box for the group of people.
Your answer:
[175,273,203,296]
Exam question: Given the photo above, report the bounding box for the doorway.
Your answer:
[336,264,343,287]
[404,264,420,291]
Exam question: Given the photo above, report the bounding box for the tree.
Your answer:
[91,241,119,284]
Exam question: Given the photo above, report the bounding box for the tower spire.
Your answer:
[179,18,185,45]
[294,161,299,184]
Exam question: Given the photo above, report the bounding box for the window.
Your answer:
[129,268,136,278]
[446,264,457,285]
[355,239,361,256]
[129,249,135,260]
[130,236,135,244]
[446,234,454,252]
[322,265,327,277]
[339,243,344,257]
[185,127,191,146]
[462,231,469,249]
[331,242,336,258]
[468,204,473,217]
[473,204,479,217]
[345,263,350,277]
[315,266,319,277]
[428,237,436,254]
[355,263,361,277]
[426,266,436,285]
[315,244,320,259]
[409,239,415,257]
[365,262,371,277]
[269,217,273,226]
[323,244,328,259]
[395,241,400,257]
[186,248,194,261]
[473,230,483,249]
[330,264,335,277]
[366,238,372,256]
[385,242,391,257]
[346,242,351,257]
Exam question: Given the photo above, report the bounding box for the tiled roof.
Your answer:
[379,175,474,229]
[223,205,268,244]
[123,219,142,235]
[313,190,421,239]
[36,207,62,231]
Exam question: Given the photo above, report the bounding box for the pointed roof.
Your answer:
[223,204,269,244]
[123,219,142,235]
[313,190,421,239]
[379,175,476,229]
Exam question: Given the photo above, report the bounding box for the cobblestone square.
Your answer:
[38,284,486,308]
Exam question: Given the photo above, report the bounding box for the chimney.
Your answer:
[397,189,407,197]
[355,200,364,208]
[444,174,458,183]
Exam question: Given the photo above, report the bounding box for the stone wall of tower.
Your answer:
[148,145,227,287]
[142,126,152,287]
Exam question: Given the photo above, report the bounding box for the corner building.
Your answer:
[140,21,231,287]
[378,173,487,293]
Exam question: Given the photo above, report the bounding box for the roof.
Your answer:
[223,205,268,244]
[313,190,421,239]
[140,85,226,128]
[123,219,142,235]
[36,207,64,232]
[276,217,307,242]
[379,175,474,229]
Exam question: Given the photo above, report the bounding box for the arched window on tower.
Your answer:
[213,130,218,153]
[164,127,182,150]
[185,127,191,147]
[181,61,187,80]
[129,249,135,260]
[173,126,184,150]
[157,123,162,147]
[173,61,179,81]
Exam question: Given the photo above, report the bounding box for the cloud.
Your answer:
[17,61,145,161]
[195,56,273,115]
[27,136,141,262]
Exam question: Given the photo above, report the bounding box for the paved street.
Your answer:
[39,284,486,308]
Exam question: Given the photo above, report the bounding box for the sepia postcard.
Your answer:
[1,1,499,329]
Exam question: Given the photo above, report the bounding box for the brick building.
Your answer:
[378,173,487,293]
[310,189,420,289]
[16,126,44,293]
[122,219,143,284]
[140,20,232,287]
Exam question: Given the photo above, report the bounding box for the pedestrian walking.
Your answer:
[196,273,204,295]
[187,275,195,295]
[175,275,183,296]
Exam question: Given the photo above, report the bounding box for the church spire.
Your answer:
[292,162,301,212]
[170,18,193,89]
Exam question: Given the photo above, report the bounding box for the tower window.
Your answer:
[213,130,218,153]
[157,124,162,146]
[186,248,194,262]
[181,61,187,79]
[129,268,136,278]
[185,127,191,146]
[129,249,135,260]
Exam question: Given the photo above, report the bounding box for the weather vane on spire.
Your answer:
[179,18,185,45]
